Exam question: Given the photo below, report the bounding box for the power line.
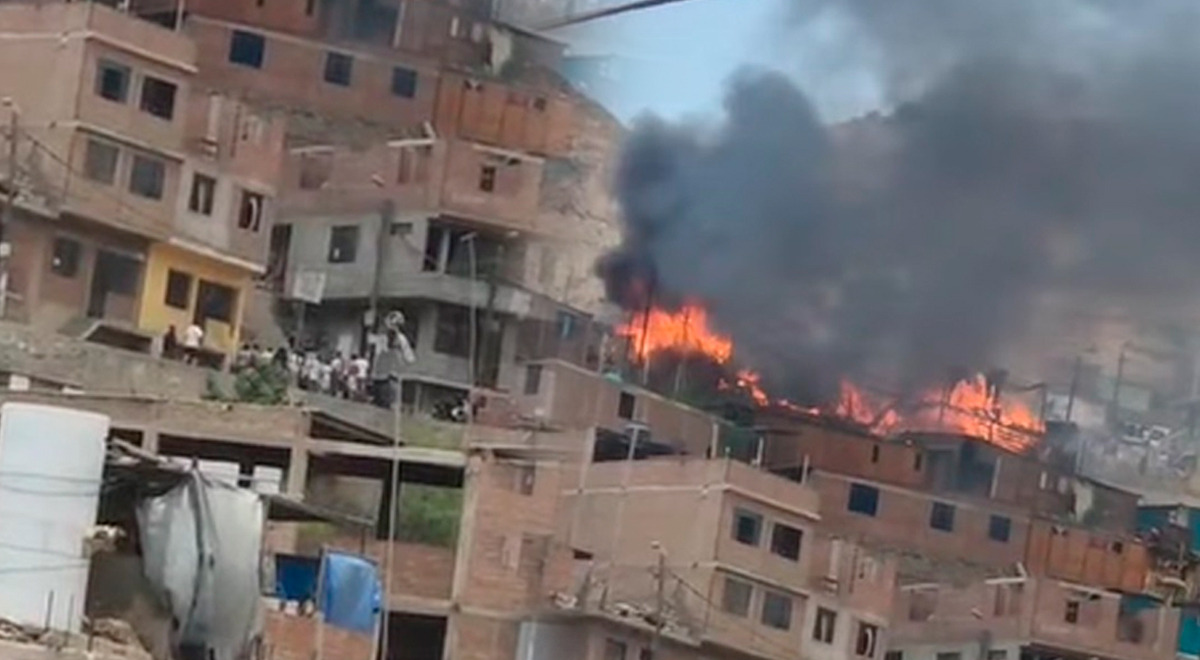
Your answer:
[665,567,807,659]
[537,0,700,29]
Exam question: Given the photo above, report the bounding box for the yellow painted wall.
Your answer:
[138,243,250,355]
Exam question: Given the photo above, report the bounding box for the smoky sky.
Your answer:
[598,0,1200,403]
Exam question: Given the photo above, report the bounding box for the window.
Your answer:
[885,653,904,660]
[229,30,266,68]
[617,391,635,420]
[855,623,879,657]
[164,270,192,309]
[196,280,236,323]
[324,52,354,86]
[870,445,880,463]
[988,515,1011,543]
[238,191,265,231]
[50,237,81,278]
[327,225,359,263]
[720,577,752,617]
[514,465,536,495]
[298,153,332,190]
[129,154,165,200]
[524,364,542,395]
[935,654,962,660]
[83,139,119,184]
[986,651,1008,660]
[433,304,471,357]
[732,508,762,546]
[391,66,418,98]
[813,607,837,644]
[770,522,803,560]
[929,502,956,532]
[532,96,548,111]
[914,452,923,471]
[909,589,937,621]
[188,173,216,215]
[139,76,177,120]
[993,583,1022,616]
[847,484,879,516]
[95,59,130,102]
[557,311,579,340]
[479,165,496,192]
[1065,599,1080,624]
[638,650,653,660]
[760,591,792,630]
[305,0,316,15]
[603,639,626,660]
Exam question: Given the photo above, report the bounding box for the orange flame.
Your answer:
[621,304,1042,453]
[619,304,734,364]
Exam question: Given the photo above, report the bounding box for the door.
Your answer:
[87,249,140,320]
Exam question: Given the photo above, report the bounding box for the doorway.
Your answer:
[86,249,140,320]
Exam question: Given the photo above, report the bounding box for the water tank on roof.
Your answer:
[0,403,109,632]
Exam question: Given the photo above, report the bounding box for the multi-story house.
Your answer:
[757,411,1191,660]
[142,0,624,406]
[0,1,284,361]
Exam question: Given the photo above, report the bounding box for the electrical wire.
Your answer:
[665,567,813,659]
[537,0,700,29]
[11,126,182,235]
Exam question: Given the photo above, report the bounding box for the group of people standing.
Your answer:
[233,313,417,409]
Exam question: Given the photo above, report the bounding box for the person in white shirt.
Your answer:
[183,323,204,365]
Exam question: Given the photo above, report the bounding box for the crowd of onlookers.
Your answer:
[232,343,379,402]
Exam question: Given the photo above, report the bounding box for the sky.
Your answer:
[550,0,885,124]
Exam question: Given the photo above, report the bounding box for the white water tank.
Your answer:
[0,403,109,632]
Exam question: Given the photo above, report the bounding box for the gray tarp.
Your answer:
[138,472,265,660]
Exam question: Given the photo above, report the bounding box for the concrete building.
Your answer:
[138,0,628,405]
[552,457,896,660]
[758,411,1193,660]
[0,2,285,361]
[888,577,1179,660]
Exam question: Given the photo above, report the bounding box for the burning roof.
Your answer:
[617,304,1043,453]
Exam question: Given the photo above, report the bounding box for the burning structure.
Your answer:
[598,0,1200,445]
[616,303,1044,453]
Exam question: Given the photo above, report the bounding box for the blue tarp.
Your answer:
[1181,610,1200,657]
[275,554,319,602]
[319,551,382,633]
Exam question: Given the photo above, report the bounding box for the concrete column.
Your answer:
[285,441,310,497]
[443,453,482,660]
[141,429,160,455]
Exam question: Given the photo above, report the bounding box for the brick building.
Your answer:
[0,1,285,360]
[125,0,625,410]
[758,411,1192,660]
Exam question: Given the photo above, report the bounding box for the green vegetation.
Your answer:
[204,363,289,405]
[395,484,462,547]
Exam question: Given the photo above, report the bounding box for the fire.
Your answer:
[619,304,734,364]
[621,303,1043,453]
[830,378,1041,453]
[735,370,770,407]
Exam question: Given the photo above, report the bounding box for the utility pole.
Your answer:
[0,100,19,320]
[651,542,665,657]
[367,199,395,346]
[1065,355,1082,422]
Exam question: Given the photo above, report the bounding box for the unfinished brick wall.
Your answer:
[187,18,437,131]
[262,607,374,660]
[457,456,573,614]
[434,72,574,157]
[807,472,1030,570]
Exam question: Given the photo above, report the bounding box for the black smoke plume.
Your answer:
[598,0,1200,404]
